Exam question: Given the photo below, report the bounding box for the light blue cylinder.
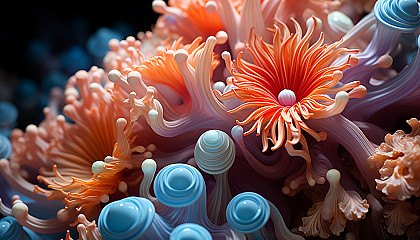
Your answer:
[226,192,270,234]
[98,197,156,240]
[153,164,204,208]
[170,223,212,240]
[0,216,31,240]
[374,0,420,32]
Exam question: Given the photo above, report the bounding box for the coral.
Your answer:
[383,198,418,235]
[300,169,369,238]
[368,118,420,201]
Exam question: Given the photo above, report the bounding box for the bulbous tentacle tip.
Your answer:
[333,70,343,81]
[348,55,359,67]
[89,82,100,92]
[108,70,123,83]
[148,109,159,119]
[226,192,270,233]
[57,208,71,222]
[108,38,120,51]
[11,200,28,219]
[205,1,217,12]
[174,49,189,63]
[142,159,157,174]
[231,125,244,139]
[326,169,341,184]
[278,89,296,107]
[205,36,218,48]
[75,70,89,81]
[234,42,245,53]
[348,85,367,99]
[375,54,393,68]
[336,90,350,102]
[282,186,291,195]
[127,71,142,84]
[116,118,127,127]
[318,131,328,141]
[152,0,167,13]
[91,161,106,174]
[216,31,228,44]
[25,124,38,138]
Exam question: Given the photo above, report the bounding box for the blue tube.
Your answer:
[154,164,205,208]
[170,223,213,240]
[226,192,270,234]
[0,216,31,240]
[98,197,171,240]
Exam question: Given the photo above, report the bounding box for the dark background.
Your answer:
[0,1,160,128]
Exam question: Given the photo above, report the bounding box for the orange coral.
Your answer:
[368,118,420,201]
[216,17,364,184]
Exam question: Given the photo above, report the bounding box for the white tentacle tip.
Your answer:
[89,83,100,92]
[142,159,157,174]
[108,70,123,83]
[205,1,217,12]
[216,31,228,44]
[148,109,159,119]
[12,201,28,219]
[152,0,167,13]
[174,49,189,63]
[326,169,341,184]
[206,36,217,45]
[91,161,106,174]
[127,71,142,84]
[231,125,244,139]
[335,91,349,102]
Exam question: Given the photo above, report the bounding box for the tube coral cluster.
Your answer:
[1,0,420,239]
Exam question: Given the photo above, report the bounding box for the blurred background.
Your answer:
[0,1,159,131]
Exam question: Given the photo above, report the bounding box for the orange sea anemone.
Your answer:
[30,68,152,224]
[215,17,366,183]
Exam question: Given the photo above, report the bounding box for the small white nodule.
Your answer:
[277,89,296,107]
[91,161,106,174]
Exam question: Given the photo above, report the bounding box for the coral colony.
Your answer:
[2,0,420,239]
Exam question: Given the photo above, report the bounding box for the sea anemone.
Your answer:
[215,17,364,184]
[31,68,152,224]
